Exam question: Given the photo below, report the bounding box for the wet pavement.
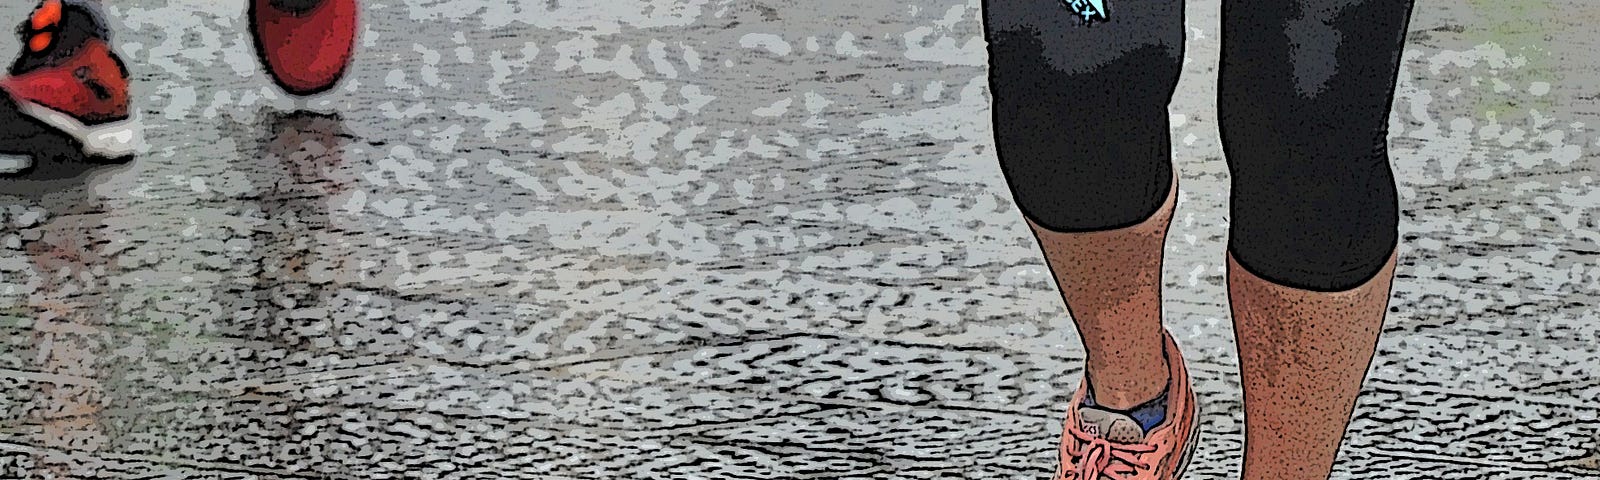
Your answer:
[0,0,1597,478]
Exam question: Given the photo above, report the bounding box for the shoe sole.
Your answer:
[16,99,141,160]
[287,87,346,114]
[0,153,33,174]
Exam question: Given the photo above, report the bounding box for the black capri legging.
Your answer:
[983,0,1414,292]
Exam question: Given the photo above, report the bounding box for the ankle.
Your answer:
[1085,370,1171,410]
[1081,364,1168,411]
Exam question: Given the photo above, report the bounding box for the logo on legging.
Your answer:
[1064,0,1107,22]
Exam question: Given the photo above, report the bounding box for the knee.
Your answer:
[987,39,1182,233]
[992,57,1178,233]
[1227,159,1399,291]
[984,1,1184,233]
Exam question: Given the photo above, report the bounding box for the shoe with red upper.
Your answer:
[1056,332,1201,480]
[0,0,138,165]
[250,0,358,97]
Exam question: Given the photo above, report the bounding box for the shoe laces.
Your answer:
[1061,426,1155,479]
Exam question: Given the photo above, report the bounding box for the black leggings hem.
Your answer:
[1229,241,1397,293]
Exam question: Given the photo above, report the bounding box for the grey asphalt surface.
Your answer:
[0,0,1597,479]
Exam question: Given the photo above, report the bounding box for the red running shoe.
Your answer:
[250,0,358,97]
[0,0,138,162]
[1055,332,1201,480]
